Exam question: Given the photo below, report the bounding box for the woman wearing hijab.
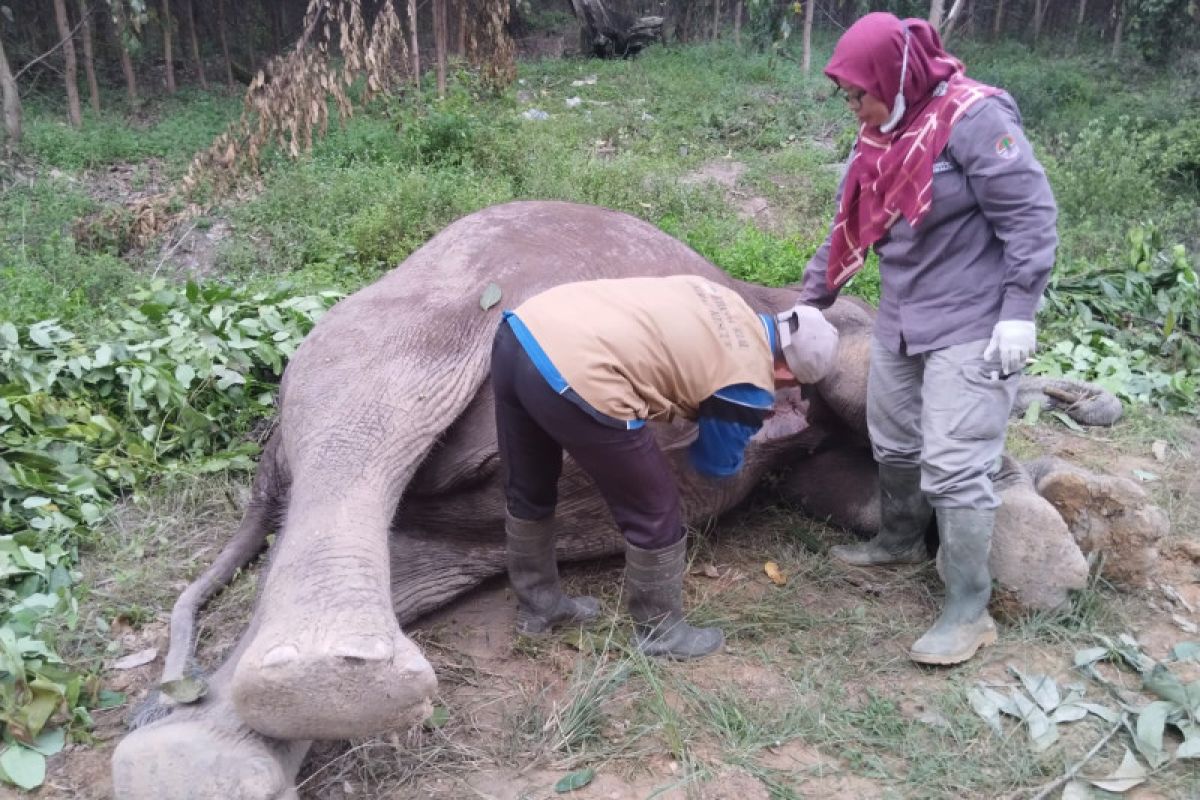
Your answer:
[799,12,1058,665]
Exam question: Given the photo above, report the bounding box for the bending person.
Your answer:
[492,275,838,660]
[799,13,1058,665]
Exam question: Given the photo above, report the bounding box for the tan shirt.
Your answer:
[510,276,775,423]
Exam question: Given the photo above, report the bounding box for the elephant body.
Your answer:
[110,201,1124,799]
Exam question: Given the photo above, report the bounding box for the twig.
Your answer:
[1016,714,1127,800]
[14,11,90,82]
[152,221,198,278]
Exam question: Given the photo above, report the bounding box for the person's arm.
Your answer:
[951,96,1058,324]
[688,385,772,479]
[798,150,854,309]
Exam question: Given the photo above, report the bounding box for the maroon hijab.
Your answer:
[822,13,1000,289]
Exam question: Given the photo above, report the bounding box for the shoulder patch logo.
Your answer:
[995,134,1019,159]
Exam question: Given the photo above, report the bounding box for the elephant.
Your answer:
[110,200,1134,799]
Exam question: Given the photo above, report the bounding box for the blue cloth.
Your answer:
[689,383,773,478]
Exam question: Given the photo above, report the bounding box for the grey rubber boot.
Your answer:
[909,507,998,665]
[625,537,724,660]
[506,514,600,636]
[830,465,932,566]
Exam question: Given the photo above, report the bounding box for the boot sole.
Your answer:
[908,626,998,666]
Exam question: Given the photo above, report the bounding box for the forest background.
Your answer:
[0,0,1198,796]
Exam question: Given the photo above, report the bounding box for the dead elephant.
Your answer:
[111,201,1128,799]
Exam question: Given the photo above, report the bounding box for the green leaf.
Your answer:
[1023,399,1041,425]
[967,686,1004,734]
[1010,667,1061,712]
[0,745,46,790]
[93,343,113,367]
[554,767,596,793]
[1087,748,1147,793]
[480,282,503,311]
[422,705,450,730]
[0,321,16,344]
[29,728,65,757]
[174,363,196,387]
[1133,700,1173,768]
[21,496,51,509]
[96,689,127,709]
[160,676,208,704]
[1051,410,1084,432]
[1171,642,1200,662]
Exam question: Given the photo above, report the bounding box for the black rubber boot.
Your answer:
[506,514,600,636]
[909,508,998,665]
[830,464,932,566]
[625,537,723,660]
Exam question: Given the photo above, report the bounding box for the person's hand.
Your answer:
[983,320,1036,375]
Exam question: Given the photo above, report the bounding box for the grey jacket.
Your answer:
[799,93,1058,355]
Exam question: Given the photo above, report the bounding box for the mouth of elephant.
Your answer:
[756,386,810,443]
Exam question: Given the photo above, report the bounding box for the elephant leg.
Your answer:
[228,482,437,740]
[777,445,882,535]
[113,621,310,800]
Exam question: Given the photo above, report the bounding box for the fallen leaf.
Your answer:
[1171,642,1200,662]
[159,676,208,704]
[1133,700,1173,768]
[763,561,787,586]
[1050,704,1089,723]
[554,767,596,793]
[423,705,450,730]
[701,563,720,579]
[1086,748,1147,793]
[1009,689,1058,751]
[1075,646,1109,667]
[1172,614,1199,634]
[1151,440,1168,461]
[1131,468,1159,483]
[916,709,952,729]
[1010,666,1062,712]
[968,686,1004,734]
[110,648,158,670]
[479,282,502,311]
[1061,781,1092,800]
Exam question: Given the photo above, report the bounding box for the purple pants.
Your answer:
[491,323,683,550]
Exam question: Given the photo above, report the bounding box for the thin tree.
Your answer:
[733,0,742,44]
[53,0,83,126]
[184,0,205,88]
[802,0,814,71]
[712,0,721,40]
[1031,0,1046,42]
[1073,0,1088,48]
[433,0,447,96]
[0,12,21,148]
[993,0,1005,37]
[111,0,139,102]
[930,0,947,30]
[457,0,467,56]
[217,0,233,87]
[408,0,419,84]
[78,0,100,112]
[161,0,176,93]
[1111,0,1123,57]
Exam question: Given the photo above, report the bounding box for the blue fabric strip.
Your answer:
[712,382,774,410]
[759,313,777,358]
[502,311,645,431]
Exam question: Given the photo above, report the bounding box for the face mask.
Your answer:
[879,25,911,134]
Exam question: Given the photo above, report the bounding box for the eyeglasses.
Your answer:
[832,86,867,107]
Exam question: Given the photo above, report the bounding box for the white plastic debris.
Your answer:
[571,75,598,86]
[641,111,655,121]
[565,97,583,108]
[521,109,550,121]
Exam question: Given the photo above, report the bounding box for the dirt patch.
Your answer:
[680,159,782,233]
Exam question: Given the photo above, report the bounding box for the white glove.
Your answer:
[983,320,1036,375]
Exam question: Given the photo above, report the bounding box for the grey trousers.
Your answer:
[866,337,1020,510]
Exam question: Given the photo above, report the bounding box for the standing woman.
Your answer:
[799,13,1058,665]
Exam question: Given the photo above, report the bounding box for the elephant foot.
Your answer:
[231,601,436,740]
[1029,458,1168,588]
[112,700,308,800]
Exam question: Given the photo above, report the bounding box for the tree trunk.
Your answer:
[408,0,420,84]
[433,0,447,97]
[184,0,206,88]
[929,0,947,30]
[993,0,1005,37]
[1073,0,1087,47]
[0,23,21,148]
[218,0,234,87]
[966,0,976,36]
[802,0,814,71]
[1031,0,1044,41]
[162,0,176,93]
[78,0,100,112]
[52,0,83,126]
[712,0,721,40]
[1111,0,1123,58]
[457,0,467,56]
[733,0,742,44]
[111,0,139,102]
